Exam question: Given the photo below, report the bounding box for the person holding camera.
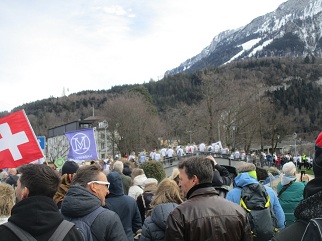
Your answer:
[276,162,308,227]
[207,155,233,197]
[273,132,322,241]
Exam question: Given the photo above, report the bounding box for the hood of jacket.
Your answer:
[294,177,322,221]
[234,172,258,187]
[9,196,63,236]
[60,185,101,218]
[151,203,178,230]
[133,174,147,186]
[106,171,124,197]
[295,189,322,221]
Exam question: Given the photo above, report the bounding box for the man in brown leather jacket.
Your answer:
[165,156,252,241]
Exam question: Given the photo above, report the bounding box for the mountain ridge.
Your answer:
[165,0,322,76]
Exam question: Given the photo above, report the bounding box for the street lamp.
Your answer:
[293,132,297,169]
[186,130,192,144]
[277,135,280,153]
[232,125,236,151]
[293,133,297,156]
[103,120,108,157]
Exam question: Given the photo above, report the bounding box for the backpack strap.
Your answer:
[141,194,147,210]
[48,220,75,241]
[278,180,295,198]
[3,220,75,241]
[3,222,37,241]
[63,207,105,241]
[83,206,106,228]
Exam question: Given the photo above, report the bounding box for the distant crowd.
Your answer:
[0,133,322,241]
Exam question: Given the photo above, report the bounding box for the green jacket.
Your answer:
[276,181,306,226]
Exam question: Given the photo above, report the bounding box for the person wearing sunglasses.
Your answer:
[61,164,127,241]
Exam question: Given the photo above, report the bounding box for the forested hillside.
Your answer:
[1,56,322,154]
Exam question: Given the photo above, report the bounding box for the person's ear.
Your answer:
[192,175,199,185]
[21,186,29,200]
[88,182,98,194]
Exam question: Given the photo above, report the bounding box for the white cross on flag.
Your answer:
[0,110,44,169]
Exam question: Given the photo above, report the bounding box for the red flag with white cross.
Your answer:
[0,110,44,168]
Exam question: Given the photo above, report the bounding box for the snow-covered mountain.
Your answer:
[165,0,322,76]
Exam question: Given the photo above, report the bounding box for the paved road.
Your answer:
[163,156,241,177]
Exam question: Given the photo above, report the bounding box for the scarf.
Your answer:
[281,174,297,186]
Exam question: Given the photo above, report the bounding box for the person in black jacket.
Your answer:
[105,171,142,241]
[61,164,127,241]
[0,164,82,241]
[273,132,322,241]
[208,155,233,197]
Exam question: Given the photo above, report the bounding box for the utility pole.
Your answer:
[103,120,108,157]
[293,133,297,169]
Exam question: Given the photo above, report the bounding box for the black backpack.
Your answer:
[3,220,74,241]
[63,206,105,241]
[240,183,279,241]
[301,218,322,241]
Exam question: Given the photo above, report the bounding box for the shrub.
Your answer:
[139,160,166,183]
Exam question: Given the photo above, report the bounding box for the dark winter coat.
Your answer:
[61,185,127,241]
[212,164,232,197]
[120,172,132,195]
[140,203,178,241]
[165,184,253,241]
[137,190,155,224]
[0,196,82,241]
[273,177,322,241]
[106,171,142,241]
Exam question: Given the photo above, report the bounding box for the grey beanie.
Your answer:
[236,161,256,173]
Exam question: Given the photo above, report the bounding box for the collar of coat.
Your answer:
[186,183,213,199]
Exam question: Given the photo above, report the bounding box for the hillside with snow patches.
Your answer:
[165,0,322,76]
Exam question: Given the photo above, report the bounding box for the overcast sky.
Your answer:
[0,0,287,112]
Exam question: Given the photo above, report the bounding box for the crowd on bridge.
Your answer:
[116,141,313,172]
[0,133,322,240]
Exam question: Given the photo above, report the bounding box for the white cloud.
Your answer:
[0,0,287,112]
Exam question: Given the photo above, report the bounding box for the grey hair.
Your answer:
[113,161,124,173]
[282,162,296,176]
[72,164,102,188]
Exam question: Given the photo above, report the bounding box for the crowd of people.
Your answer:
[0,133,322,240]
[118,142,313,173]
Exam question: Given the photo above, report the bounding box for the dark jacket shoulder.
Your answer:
[0,222,82,241]
[272,220,308,241]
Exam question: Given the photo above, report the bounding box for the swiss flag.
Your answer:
[0,110,44,168]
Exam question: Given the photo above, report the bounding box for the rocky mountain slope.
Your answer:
[165,0,322,76]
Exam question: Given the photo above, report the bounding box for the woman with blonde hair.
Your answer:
[0,183,15,224]
[169,168,180,185]
[139,178,183,241]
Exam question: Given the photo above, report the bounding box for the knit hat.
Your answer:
[143,178,158,187]
[5,175,18,187]
[313,132,322,177]
[236,161,256,173]
[62,161,79,175]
